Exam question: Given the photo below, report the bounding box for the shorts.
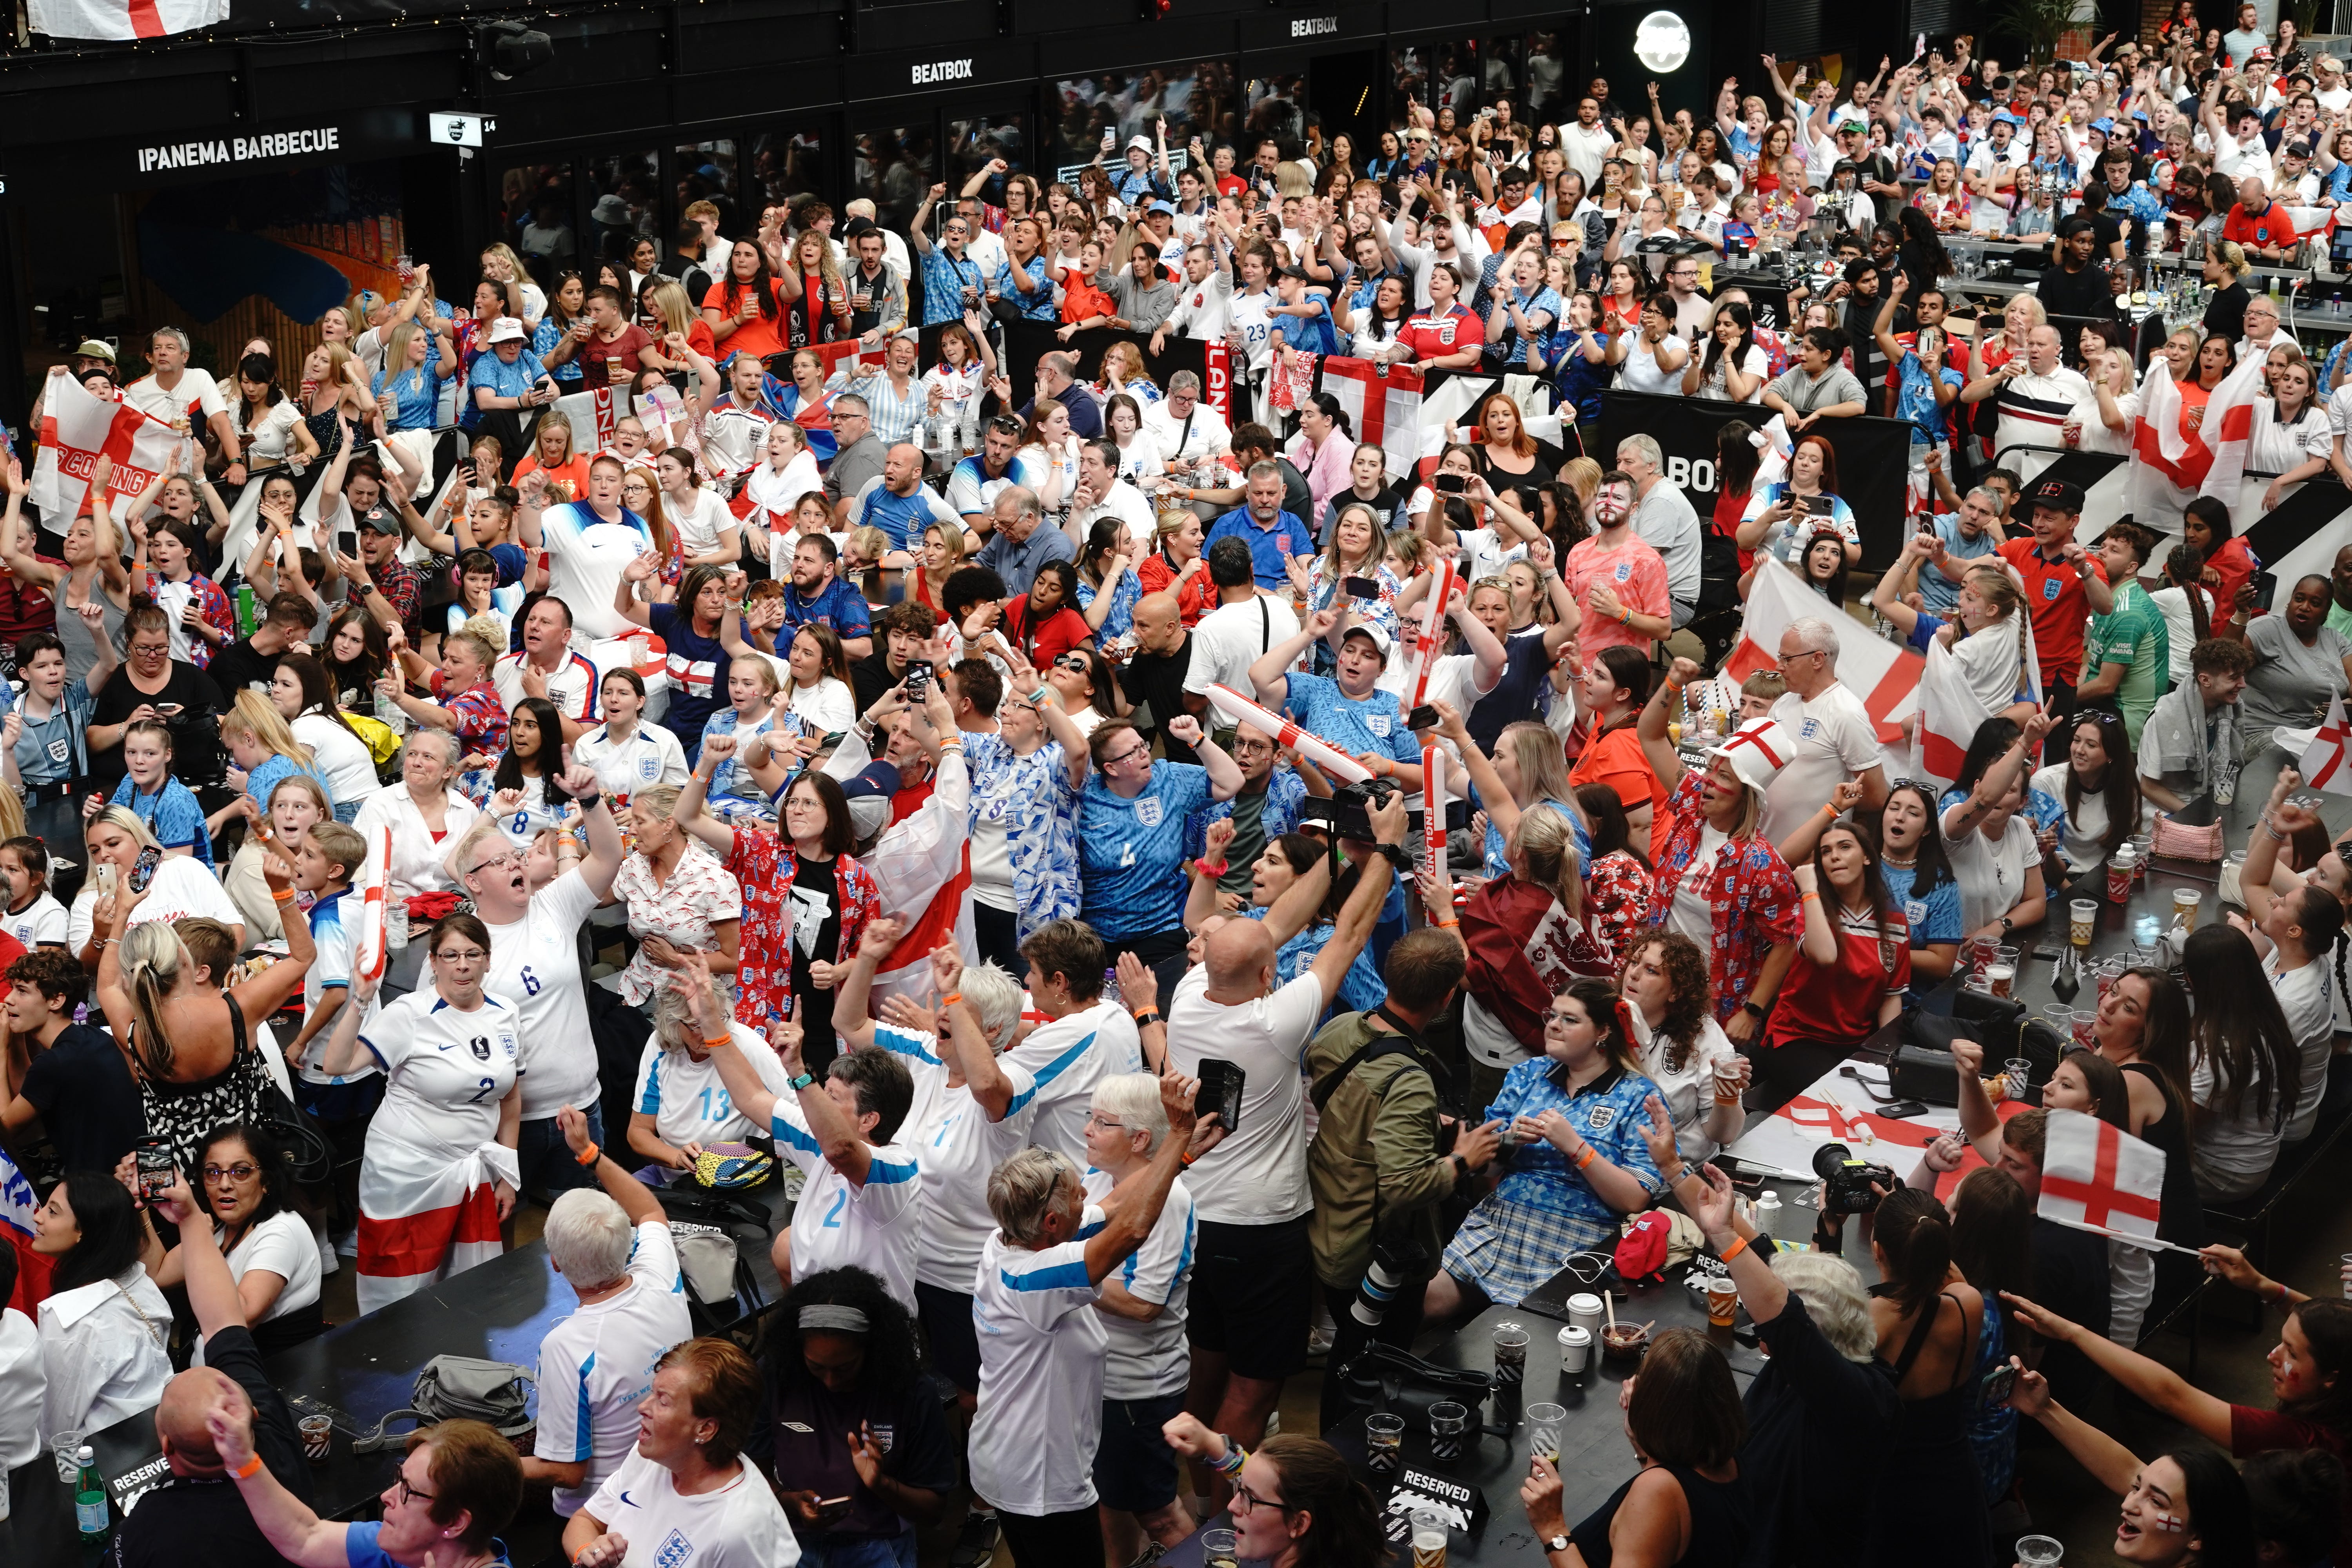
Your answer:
[915,1280,982,1393]
[1093,1392,1186,1513]
[1184,1214,1312,1381]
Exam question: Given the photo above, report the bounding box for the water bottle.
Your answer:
[74,1446,106,1541]
[72,1003,87,1026]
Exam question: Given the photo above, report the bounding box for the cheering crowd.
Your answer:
[8,11,2352,1568]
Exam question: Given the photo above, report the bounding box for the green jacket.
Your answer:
[1305,1011,1459,1290]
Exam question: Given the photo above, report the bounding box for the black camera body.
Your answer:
[1813,1142,1897,1216]
[1301,775,1407,843]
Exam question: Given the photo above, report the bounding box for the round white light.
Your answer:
[1633,11,1691,73]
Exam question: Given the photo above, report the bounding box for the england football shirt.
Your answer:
[772,1094,923,1310]
[533,1221,693,1517]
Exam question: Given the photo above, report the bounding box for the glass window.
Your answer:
[748,125,824,221]
[673,139,739,245]
[499,161,578,276]
[1523,30,1570,123]
[1052,62,1228,183]
[1389,44,1432,114]
[948,113,1029,198]
[853,123,933,233]
[1432,40,1482,120]
[1242,72,1307,153]
[586,149,661,275]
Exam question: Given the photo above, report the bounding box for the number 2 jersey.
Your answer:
[772,1093,922,1312]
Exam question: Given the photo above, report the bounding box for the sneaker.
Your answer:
[949,1509,999,1568]
[334,1227,359,1259]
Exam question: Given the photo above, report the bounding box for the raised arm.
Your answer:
[673,734,739,860]
[1082,1074,1205,1284]
[205,1398,357,1568]
[1248,607,1333,708]
[1305,794,1404,1013]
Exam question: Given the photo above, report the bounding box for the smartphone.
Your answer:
[339,529,361,558]
[94,862,117,900]
[1877,1098,1932,1120]
[154,702,184,717]
[1980,1361,2018,1410]
[128,844,163,895]
[817,1497,853,1520]
[1406,703,1440,731]
[1434,472,1467,494]
[1342,574,1381,601]
[903,659,933,700]
[1194,1058,1246,1135]
[133,1137,177,1204]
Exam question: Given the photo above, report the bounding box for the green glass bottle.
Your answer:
[74,1444,107,1542]
[236,583,256,637]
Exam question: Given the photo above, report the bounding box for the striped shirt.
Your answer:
[828,366,926,449]
[1991,367,2093,481]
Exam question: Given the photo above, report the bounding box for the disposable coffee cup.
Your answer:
[1566,1292,1604,1341]
[1558,1323,1592,1372]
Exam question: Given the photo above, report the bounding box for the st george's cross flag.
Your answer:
[2295,694,2352,797]
[2196,344,2272,505]
[29,369,187,521]
[1316,356,1426,482]
[2038,1107,2167,1249]
[1722,555,1923,743]
[1911,615,2042,789]
[27,0,225,41]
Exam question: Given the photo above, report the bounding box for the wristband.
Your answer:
[1028,686,1050,706]
[231,1452,265,1480]
[1131,1009,1163,1029]
[1572,1143,1597,1170]
[1194,858,1229,879]
[1800,890,1820,902]
[1433,916,1460,929]
[575,1140,600,1167]
[271,889,299,904]
[787,1072,816,1092]
[1718,1234,1750,1265]
[1211,1439,1247,1478]
[702,1034,731,1049]
[940,992,962,1009]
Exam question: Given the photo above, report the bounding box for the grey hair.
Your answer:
[1615,433,1663,470]
[987,1147,1079,1245]
[1769,1250,1878,1361]
[632,783,684,823]
[151,326,192,355]
[1091,1073,1171,1156]
[1964,485,2004,515]
[957,961,1025,1052]
[1246,459,1283,484]
[543,1187,635,1291]
[993,483,1041,521]
[650,971,727,1051]
[833,393,871,419]
[1167,370,1202,396]
[402,726,462,767]
[1788,615,1841,661]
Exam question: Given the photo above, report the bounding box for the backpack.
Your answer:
[352,1356,535,1452]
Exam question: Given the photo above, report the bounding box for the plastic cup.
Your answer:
[1558,1323,1592,1372]
[1987,963,2015,998]
[1428,1401,1470,1461]
[1203,1527,1241,1568]
[1365,1412,1405,1474]
[1706,1275,1738,1327]
[1412,1509,1450,1568]
[52,1430,83,1484]
[1526,1403,1567,1465]
[2042,1004,2076,1037]
[2073,1012,2099,1052]
[2069,898,2098,948]
[2016,1536,2065,1568]
[2172,888,2201,930]
[2004,1058,2034,1102]
[300,1414,332,1463]
[1491,1324,1529,1385]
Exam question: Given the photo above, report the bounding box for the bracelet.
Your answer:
[1661,676,1684,694]
[1211,1439,1248,1478]
[575,1140,599,1167]
[1194,858,1229,879]
[231,1452,265,1480]
[1131,1009,1163,1029]
[1027,686,1050,706]
[1718,1234,1751,1264]
[1433,915,1460,929]
[940,992,962,1009]
[702,1033,731,1049]
[1800,891,1820,903]
[1572,1143,1597,1169]
[272,889,299,904]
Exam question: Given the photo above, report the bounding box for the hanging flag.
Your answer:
[2127,356,2208,528]
[553,384,635,464]
[28,370,185,521]
[1722,556,1922,743]
[27,0,225,41]
[2196,345,2272,506]
[2298,694,2352,796]
[1316,356,1426,481]
[2038,1107,2167,1248]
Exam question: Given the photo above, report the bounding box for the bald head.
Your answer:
[158,1366,249,1472]
[1203,917,1277,997]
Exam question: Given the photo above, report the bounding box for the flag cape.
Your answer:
[356,1127,520,1315]
[825,732,974,998]
[29,371,185,521]
[2038,1106,2165,1244]
[2195,346,2270,505]
[1724,555,1922,743]
[1911,615,2040,788]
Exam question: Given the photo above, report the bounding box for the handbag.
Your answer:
[352,1356,536,1452]
[2151,811,2224,862]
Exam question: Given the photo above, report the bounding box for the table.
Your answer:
[0,1178,792,1562]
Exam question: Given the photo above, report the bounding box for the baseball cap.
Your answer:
[1146,199,1177,216]
[358,505,402,535]
[2029,477,2085,515]
[2251,45,2275,61]
[842,214,878,238]
[1991,110,2024,128]
[1127,134,1154,152]
[1276,263,1313,280]
[485,316,528,345]
[2089,117,2115,134]
[74,338,117,364]
[2284,141,2314,160]
[1341,622,1394,656]
[837,759,903,800]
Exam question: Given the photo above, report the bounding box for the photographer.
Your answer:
[1640,1104,1896,1568]
[1305,929,1504,1427]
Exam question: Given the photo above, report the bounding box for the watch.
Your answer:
[786,1072,816,1092]
[1372,842,1411,869]
[1999,915,2014,934]
[1545,1535,1571,1555]
[1740,1000,1766,1021]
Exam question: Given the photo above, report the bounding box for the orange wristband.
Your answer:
[575,1140,599,1167]
[232,1452,265,1479]
[1573,1144,1597,1170]
[1719,1234,1750,1264]
[940,992,962,1009]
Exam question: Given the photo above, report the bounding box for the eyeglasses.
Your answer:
[393,1475,437,1508]
[434,947,490,964]
[467,849,523,876]
[1085,1112,1127,1132]
[1231,1484,1298,1516]
[1054,655,1091,672]
[203,1163,260,1183]
[1774,648,1828,667]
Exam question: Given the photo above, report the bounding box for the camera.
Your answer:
[1813,1142,1897,1216]
[1299,775,1406,843]
[1350,1236,1429,1328]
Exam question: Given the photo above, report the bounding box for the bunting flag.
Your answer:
[2038,1107,2167,1249]
[1722,556,1922,743]
[26,0,226,40]
[2298,695,2352,796]
[2196,345,2272,505]
[1317,357,1426,481]
[28,370,186,521]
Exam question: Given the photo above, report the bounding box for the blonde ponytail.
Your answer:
[120,921,188,1079]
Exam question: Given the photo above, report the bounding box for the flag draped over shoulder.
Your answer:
[2195,347,2271,505]
[1723,556,1922,743]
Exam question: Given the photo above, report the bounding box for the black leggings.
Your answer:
[973,902,1025,978]
[996,1506,1101,1564]
[1748,1036,1859,1115]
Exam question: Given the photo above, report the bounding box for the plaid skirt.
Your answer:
[1439,1194,1615,1307]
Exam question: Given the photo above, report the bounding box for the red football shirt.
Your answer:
[1998,536,2107,686]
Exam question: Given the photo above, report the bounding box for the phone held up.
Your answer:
[1192,1058,1245,1134]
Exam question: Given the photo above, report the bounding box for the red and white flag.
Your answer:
[1317,356,1426,482]
[356,824,393,988]
[27,0,224,40]
[29,370,186,521]
[2128,356,2207,525]
[2196,346,2272,505]
[2297,695,2352,796]
[2038,1107,2167,1249]
[1910,617,2042,788]
[1721,556,1922,743]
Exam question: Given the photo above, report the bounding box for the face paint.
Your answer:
[2151,1514,2186,1534]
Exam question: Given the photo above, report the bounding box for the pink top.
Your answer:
[1289,426,1358,531]
[1566,533,1671,661]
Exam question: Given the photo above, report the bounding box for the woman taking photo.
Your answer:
[125,1119,322,1354]
[1737,432,1858,570]
[1618,930,1745,1162]
[1682,301,1769,403]
[271,652,381,821]
[1292,503,1399,667]
[612,784,743,1010]
[2033,710,2148,881]
[314,913,521,1312]
[1940,711,2053,946]
[1135,508,1213,626]
[1759,812,1911,1100]
[2181,924,2303,1201]
[1424,976,1663,1321]
[1521,1328,1748,1567]
[93,843,310,1174]
[87,602,222,800]
[1637,661,1805,1046]
[2235,573,2352,755]
[32,1172,170,1445]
